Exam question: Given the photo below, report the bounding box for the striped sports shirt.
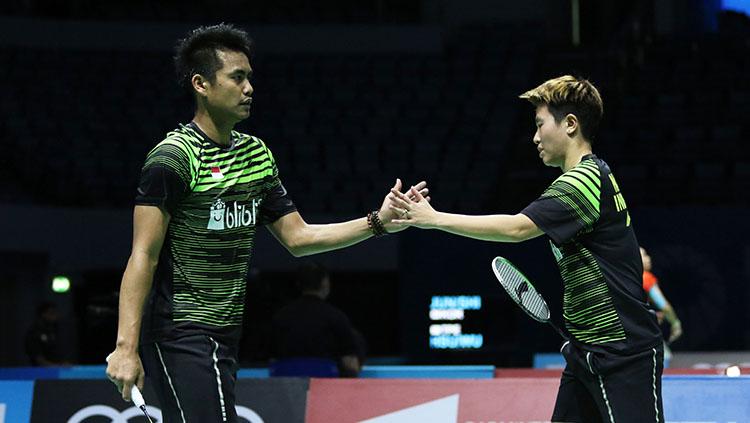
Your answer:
[136,122,296,344]
[522,154,661,355]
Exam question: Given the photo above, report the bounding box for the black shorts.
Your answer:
[141,334,239,422]
[552,341,664,423]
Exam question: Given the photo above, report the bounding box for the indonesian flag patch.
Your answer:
[211,166,224,179]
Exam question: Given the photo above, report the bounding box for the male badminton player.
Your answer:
[389,75,664,422]
[105,24,428,422]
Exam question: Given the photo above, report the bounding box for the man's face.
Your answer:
[533,105,569,168]
[203,49,254,122]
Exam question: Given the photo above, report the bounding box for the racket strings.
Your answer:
[496,263,550,321]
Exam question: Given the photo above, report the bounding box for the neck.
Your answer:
[192,109,234,146]
[562,141,593,172]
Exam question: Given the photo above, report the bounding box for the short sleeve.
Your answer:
[135,142,192,213]
[521,161,601,245]
[642,271,658,292]
[253,140,297,224]
[258,180,297,225]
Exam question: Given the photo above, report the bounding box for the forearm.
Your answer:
[290,217,373,257]
[431,212,540,243]
[115,253,157,352]
[661,304,680,325]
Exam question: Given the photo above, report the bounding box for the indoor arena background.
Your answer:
[1,1,749,422]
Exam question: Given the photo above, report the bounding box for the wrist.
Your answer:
[429,211,445,229]
[116,339,139,353]
[367,210,388,237]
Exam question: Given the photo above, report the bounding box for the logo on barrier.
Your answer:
[68,405,162,423]
[360,395,458,423]
[67,405,263,423]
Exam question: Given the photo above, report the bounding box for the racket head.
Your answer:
[491,256,551,323]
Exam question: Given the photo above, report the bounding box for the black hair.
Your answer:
[520,75,604,143]
[295,262,329,293]
[547,101,602,143]
[174,23,254,95]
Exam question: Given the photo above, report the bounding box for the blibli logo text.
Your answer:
[207,198,260,231]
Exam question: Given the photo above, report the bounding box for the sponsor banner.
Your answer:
[235,378,308,423]
[663,376,750,422]
[306,378,560,423]
[0,381,34,423]
[31,380,163,423]
[308,375,750,423]
[31,378,308,423]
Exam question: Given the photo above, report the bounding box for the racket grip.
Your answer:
[106,354,146,407]
[131,385,146,408]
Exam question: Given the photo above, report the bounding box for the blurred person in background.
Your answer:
[271,262,365,377]
[104,23,427,422]
[640,247,683,343]
[640,246,683,368]
[25,302,68,366]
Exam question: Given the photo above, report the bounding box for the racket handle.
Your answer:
[131,385,146,407]
[549,321,569,341]
[106,354,146,407]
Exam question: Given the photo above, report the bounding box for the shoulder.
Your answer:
[234,131,274,158]
[147,124,203,161]
[548,158,602,196]
[562,158,601,184]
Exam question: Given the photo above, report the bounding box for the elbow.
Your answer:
[284,238,312,258]
[506,233,527,243]
[129,250,160,272]
[282,225,319,257]
[511,229,535,243]
[501,225,532,243]
[288,246,306,258]
[506,214,541,243]
[283,240,303,257]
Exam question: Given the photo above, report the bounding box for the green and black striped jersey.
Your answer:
[136,122,296,344]
[522,154,661,355]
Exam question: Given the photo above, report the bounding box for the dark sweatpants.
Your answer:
[141,334,239,423]
[552,341,664,423]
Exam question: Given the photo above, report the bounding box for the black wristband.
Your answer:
[367,210,388,237]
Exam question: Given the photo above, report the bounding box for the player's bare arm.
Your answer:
[106,205,169,401]
[268,179,429,257]
[388,187,543,242]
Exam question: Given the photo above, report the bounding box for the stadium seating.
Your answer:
[3,26,749,212]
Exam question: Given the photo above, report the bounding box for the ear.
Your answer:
[564,114,579,136]
[191,74,209,97]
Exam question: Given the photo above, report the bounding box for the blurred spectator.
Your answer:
[641,247,683,343]
[25,302,67,366]
[271,262,365,377]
